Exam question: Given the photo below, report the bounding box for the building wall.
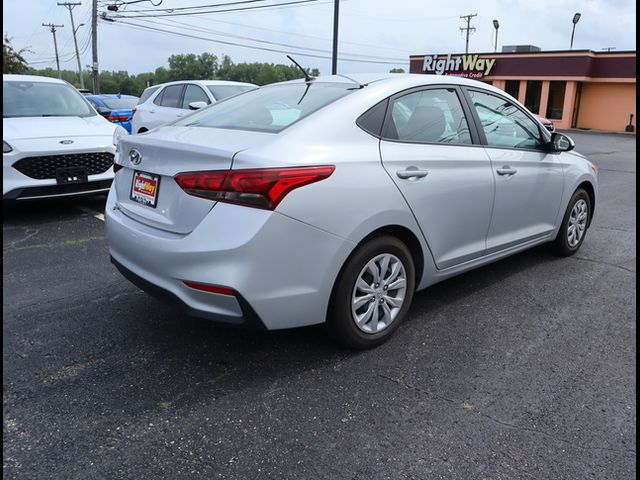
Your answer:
[576,83,636,132]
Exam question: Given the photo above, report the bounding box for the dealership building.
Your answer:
[409,48,636,133]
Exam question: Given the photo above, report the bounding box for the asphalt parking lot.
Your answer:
[3,131,636,479]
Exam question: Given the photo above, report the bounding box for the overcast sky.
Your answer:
[3,0,636,75]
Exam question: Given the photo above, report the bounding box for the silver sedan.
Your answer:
[105,73,597,348]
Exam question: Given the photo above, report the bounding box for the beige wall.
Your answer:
[576,83,636,132]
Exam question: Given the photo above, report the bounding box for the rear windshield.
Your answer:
[3,80,95,118]
[138,86,160,104]
[102,97,138,109]
[206,84,256,100]
[179,83,354,133]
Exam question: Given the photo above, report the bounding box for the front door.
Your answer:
[465,89,565,252]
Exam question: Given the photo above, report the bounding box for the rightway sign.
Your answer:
[423,54,496,79]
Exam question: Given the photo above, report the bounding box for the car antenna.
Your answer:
[287,55,314,83]
[335,74,365,89]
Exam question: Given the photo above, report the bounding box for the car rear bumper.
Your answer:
[110,256,267,330]
[105,188,355,330]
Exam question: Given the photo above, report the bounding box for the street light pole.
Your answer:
[58,2,85,89]
[570,12,581,49]
[331,0,339,74]
[492,19,500,52]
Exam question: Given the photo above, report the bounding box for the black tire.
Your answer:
[326,235,416,349]
[550,188,591,257]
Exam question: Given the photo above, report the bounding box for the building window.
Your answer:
[504,80,520,99]
[524,80,543,114]
[546,81,567,120]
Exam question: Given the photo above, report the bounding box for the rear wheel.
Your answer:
[326,235,415,349]
[550,188,591,256]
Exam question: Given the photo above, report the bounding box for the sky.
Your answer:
[3,0,637,76]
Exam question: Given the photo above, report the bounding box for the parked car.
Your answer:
[86,94,139,133]
[106,73,597,348]
[131,80,257,134]
[534,113,555,132]
[3,74,126,201]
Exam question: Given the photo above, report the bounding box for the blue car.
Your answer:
[86,94,139,133]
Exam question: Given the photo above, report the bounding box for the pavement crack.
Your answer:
[2,227,40,254]
[571,255,636,274]
[378,373,636,457]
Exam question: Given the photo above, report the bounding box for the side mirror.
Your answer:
[188,101,208,110]
[550,132,575,152]
[97,107,111,118]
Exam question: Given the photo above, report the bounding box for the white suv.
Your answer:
[131,80,257,134]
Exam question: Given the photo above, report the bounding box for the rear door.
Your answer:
[148,84,186,129]
[464,88,564,253]
[379,86,495,269]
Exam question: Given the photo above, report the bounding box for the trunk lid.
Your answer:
[114,126,274,234]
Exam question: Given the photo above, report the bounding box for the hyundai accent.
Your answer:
[106,73,597,348]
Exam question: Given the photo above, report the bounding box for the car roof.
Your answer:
[145,79,258,89]
[3,74,68,84]
[88,94,139,99]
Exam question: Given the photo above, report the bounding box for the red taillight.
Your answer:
[108,115,131,122]
[183,281,235,296]
[174,165,335,210]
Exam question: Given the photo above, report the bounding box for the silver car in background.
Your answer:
[106,73,597,348]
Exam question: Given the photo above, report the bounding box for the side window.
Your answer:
[140,86,160,104]
[159,85,184,108]
[153,88,164,106]
[181,84,211,109]
[468,90,543,150]
[385,88,472,144]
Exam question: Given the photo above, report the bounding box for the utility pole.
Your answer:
[331,0,339,75]
[42,23,64,78]
[603,47,616,52]
[58,2,84,89]
[459,13,477,54]
[91,0,100,94]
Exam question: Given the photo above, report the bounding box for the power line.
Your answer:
[134,17,406,62]
[114,0,286,13]
[459,13,476,54]
[102,18,408,65]
[108,0,321,18]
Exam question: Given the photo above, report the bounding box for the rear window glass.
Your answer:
[102,97,138,109]
[206,84,257,100]
[178,83,354,133]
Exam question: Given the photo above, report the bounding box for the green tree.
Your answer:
[167,52,218,81]
[3,35,29,74]
[389,68,405,73]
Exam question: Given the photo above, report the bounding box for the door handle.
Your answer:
[149,109,156,114]
[177,112,185,117]
[397,168,429,179]
[496,166,518,176]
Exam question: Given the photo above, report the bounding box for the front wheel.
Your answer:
[326,235,415,349]
[550,188,591,256]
